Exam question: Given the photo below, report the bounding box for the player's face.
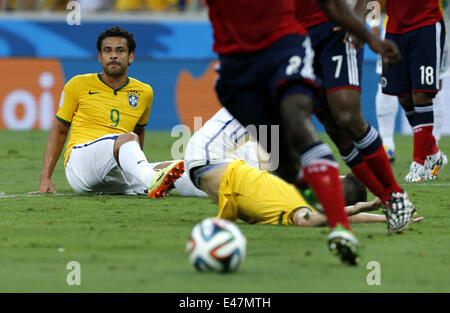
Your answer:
[98,37,135,78]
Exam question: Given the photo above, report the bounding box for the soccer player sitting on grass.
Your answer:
[31,27,183,198]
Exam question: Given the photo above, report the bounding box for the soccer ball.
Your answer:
[186,218,246,273]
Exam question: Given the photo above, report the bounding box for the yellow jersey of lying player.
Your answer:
[217,160,315,226]
[56,73,153,166]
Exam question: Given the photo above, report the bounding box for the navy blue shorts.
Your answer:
[382,20,446,96]
[309,21,364,93]
[307,21,364,112]
[215,34,319,134]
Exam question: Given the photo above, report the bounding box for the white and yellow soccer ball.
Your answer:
[186,218,246,273]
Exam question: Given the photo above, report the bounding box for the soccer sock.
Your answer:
[174,171,208,197]
[118,141,156,189]
[412,103,439,164]
[341,146,389,203]
[432,91,443,143]
[354,126,403,195]
[300,143,350,230]
[375,83,398,151]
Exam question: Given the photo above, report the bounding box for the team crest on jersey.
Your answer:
[128,93,139,108]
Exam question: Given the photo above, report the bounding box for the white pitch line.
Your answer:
[0,193,77,198]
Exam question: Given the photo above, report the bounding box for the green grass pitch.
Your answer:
[0,129,449,292]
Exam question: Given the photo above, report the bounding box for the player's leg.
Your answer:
[173,171,208,197]
[65,135,121,194]
[215,34,356,263]
[315,27,405,211]
[375,81,399,161]
[329,92,398,192]
[397,95,427,182]
[316,108,387,203]
[275,35,352,234]
[412,92,448,180]
[114,132,183,198]
[148,161,206,197]
[432,80,444,143]
[409,20,447,180]
[279,83,351,229]
[65,133,146,194]
[279,85,363,262]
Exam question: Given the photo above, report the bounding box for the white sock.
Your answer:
[174,171,207,197]
[376,82,399,151]
[441,77,450,136]
[433,87,444,143]
[118,141,156,189]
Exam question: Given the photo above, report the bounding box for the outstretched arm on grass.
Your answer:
[30,119,70,194]
[293,197,423,226]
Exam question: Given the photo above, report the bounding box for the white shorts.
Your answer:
[184,108,257,172]
[65,134,147,195]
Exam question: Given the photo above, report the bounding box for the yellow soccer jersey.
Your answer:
[218,160,315,226]
[56,73,153,166]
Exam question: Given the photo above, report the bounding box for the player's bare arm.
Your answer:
[345,197,383,215]
[318,0,401,67]
[31,119,70,194]
[293,199,423,227]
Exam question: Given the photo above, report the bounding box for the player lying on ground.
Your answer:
[30,27,183,198]
[294,0,416,235]
[183,108,423,259]
[205,0,403,265]
[196,159,423,228]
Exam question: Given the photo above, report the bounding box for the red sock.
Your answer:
[351,162,390,203]
[363,146,403,195]
[302,161,350,230]
[413,125,439,164]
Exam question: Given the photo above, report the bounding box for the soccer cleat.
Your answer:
[148,160,184,199]
[424,150,448,181]
[404,161,425,182]
[327,224,360,265]
[384,145,395,163]
[384,192,416,234]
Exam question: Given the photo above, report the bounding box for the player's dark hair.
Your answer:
[97,26,136,53]
[341,173,367,206]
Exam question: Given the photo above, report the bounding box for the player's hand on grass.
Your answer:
[365,197,383,212]
[350,197,383,214]
[411,216,424,224]
[29,177,57,194]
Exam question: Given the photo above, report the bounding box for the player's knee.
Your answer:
[113,132,140,160]
[332,110,354,130]
[119,132,139,143]
[280,94,312,123]
[279,82,314,122]
[398,95,414,111]
[116,132,139,147]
